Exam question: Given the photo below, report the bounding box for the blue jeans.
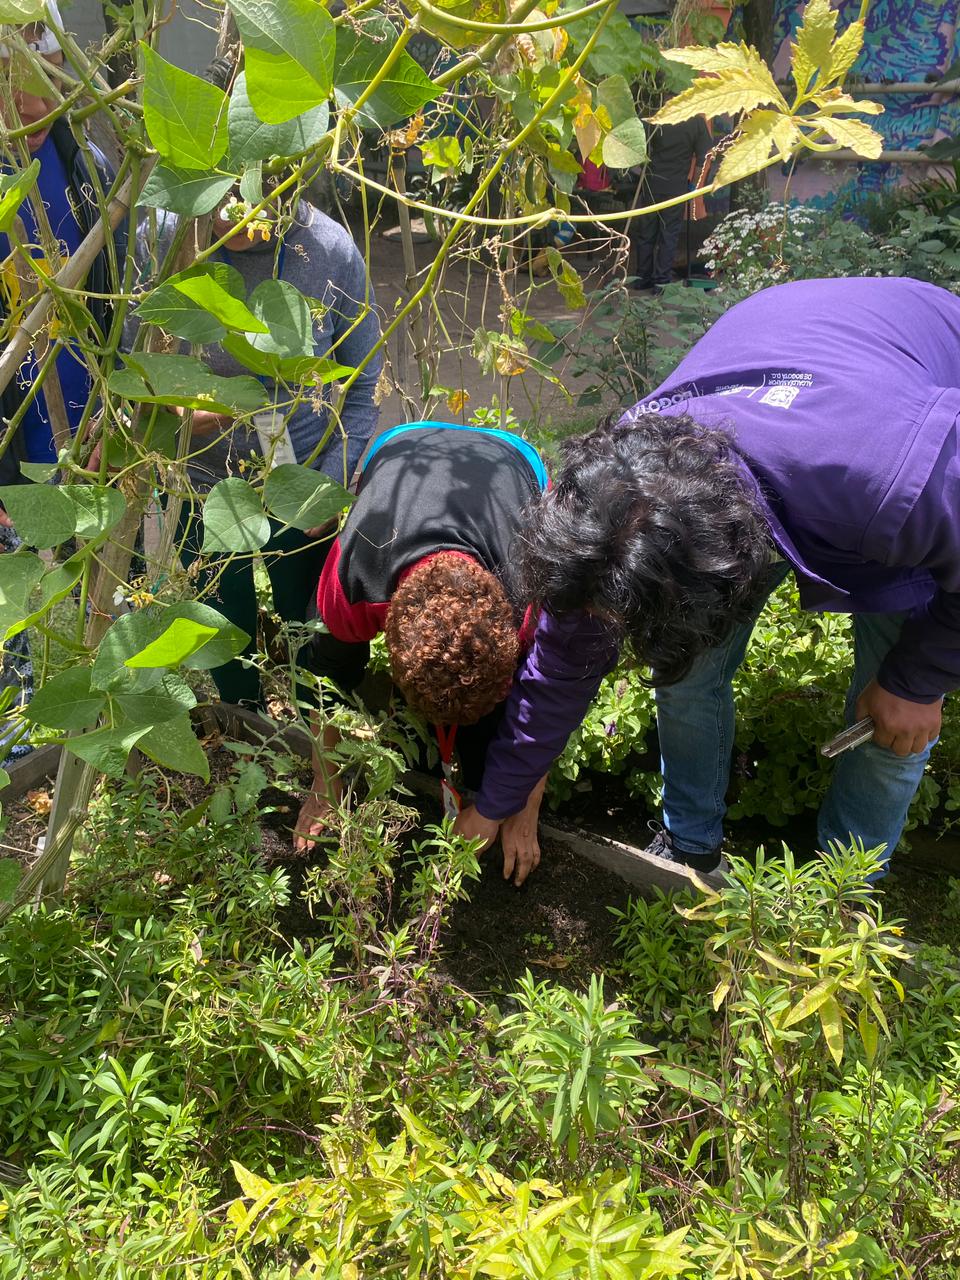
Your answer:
[654,564,935,872]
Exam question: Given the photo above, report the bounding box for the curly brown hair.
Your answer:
[384,554,519,725]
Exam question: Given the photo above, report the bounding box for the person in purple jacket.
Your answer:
[455,276,960,880]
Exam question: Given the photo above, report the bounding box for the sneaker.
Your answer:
[643,822,723,875]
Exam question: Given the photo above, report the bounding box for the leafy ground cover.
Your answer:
[1,745,960,1277]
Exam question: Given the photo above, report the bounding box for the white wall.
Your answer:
[62,0,219,74]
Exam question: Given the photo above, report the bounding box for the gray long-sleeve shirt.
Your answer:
[135,203,382,489]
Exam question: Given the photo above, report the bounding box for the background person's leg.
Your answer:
[818,613,936,875]
[655,563,788,855]
[177,506,268,707]
[653,204,685,287]
[631,210,660,288]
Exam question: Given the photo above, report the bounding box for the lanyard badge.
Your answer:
[435,724,461,818]
[254,409,298,470]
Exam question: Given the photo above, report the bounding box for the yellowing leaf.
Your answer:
[446,388,469,414]
[791,0,838,96]
[781,977,838,1029]
[813,90,882,115]
[857,1006,879,1066]
[715,111,800,186]
[231,1161,275,1200]
[652,71,784,127]
[827,19,865,84]
[818,995,845,1066]
[807,112,884,158]
[712,975,732,1010]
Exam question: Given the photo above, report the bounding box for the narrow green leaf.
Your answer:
[168,264,269,334]
[0,160,40,234]
[819,995,845,1066]
[124,618,219,669]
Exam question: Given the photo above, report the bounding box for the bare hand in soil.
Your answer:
[293,793,337,852]
[453,804,499,854]
[856,679,942,758]
[501,807,541,886]
[0,509,11,529]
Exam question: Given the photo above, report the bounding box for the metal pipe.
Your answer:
[801,148,949,163]
[777,79,960,95]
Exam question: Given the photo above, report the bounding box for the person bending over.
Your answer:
[455,277,960,878]
[295,419,569,885]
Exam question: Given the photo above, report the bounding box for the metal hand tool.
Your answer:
[820,717,875,758]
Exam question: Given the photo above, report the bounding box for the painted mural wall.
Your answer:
[766,0,960,208]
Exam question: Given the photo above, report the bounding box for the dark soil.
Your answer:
[5,745,958,979]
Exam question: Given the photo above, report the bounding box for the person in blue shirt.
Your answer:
[0,5,120,758]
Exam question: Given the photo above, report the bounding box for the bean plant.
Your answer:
[0,0,885,916]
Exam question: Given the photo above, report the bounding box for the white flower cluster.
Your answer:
[701,205,824,291]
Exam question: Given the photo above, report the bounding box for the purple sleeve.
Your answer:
[873,428,960,702]
[879,591,960,703]
[474,610,621,821]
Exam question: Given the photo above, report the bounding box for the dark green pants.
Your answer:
[180,512,331,707]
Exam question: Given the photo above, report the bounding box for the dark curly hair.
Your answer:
[384,554,519,725]
[514,413,773,684]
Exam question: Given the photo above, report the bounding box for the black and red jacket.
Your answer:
[316,422,548,651]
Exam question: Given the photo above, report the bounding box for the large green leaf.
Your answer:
[109,353,267,415]
[228,71,330,164]
[66,724,151,779]
[598,75,648,169]
[25,666,105,731]
[113,673,198,726]
[93,611,170,695]
[227,0,335,125]
[201,478,271,554]
[0,160,40,234]
[168,264,269,334]
[0,0,45,19]
[0,484,77,548]
[222,333,352,386]
[5,554,85,639]
[0,550,45,635]
[136,283,227,346]
[93,603,248,693]
[334,18,439,130]
[263,464,354,531]
[140,166,235,217]
[138,713,210,780]
[164,602,249,671]
[125,618,219,670]
[245,279,315,358]
[60,486,127,540]
[141,43,229,170]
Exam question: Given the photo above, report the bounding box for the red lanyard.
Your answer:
[435,724,458,779]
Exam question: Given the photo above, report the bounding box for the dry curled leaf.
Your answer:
[24,789,52,816]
